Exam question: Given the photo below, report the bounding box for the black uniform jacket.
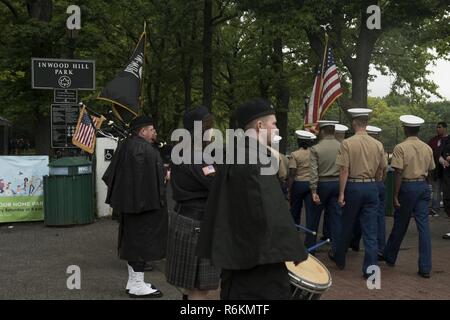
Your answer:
[197,137,308,270]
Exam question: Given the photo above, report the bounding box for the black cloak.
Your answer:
[102,135,166,213]
[197,137,308,270]
[102,135,168,261]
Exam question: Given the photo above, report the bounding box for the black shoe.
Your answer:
[418,271,430,279]
[143,262,154,272]
[328,250,345,270]
[429,209,440,217]
[377,252,385,261]
[443,233,450,240]
[350,245,360,252]
[125,284,156,294]
[363,273,371,280]
[129,289,163,298]
[385,261,395,267]
[327,250,336,261]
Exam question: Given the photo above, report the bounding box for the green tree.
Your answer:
[304,0,449,113]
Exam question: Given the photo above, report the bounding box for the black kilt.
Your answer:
[165,212,220,290]
[220,263,291,300]
[118,208,168,262]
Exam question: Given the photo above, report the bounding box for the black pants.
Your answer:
[128,261,146,272]
[220,263,290,300]
[443,174,450,217]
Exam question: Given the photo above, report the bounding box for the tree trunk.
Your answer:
[202,0,213,110]
[183,75,192,112]
[180,17,196,113]
[149,38,165,127]
[272,37,289,154]
[26,0,52,22]
[225,61,237,129]
[35,112,51,156]
[341,12,381,113]
[259,26,270,99]
[179,39,192,111]
[28,0,52,155]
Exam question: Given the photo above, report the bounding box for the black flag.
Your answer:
[97,32,145,123]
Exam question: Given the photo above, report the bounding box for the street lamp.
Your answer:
[303,96,310,127]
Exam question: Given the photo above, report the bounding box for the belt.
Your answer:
[177,205,205,221]
[347,178,375,183]
[402,178,425,182]
[319,176,339,182]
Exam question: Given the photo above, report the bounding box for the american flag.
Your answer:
[72,105,104,154]
[202,165,216,176]
[304,46,343,128]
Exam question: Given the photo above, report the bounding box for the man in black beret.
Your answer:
[102,115,168,298]
[166,106,220,300]
[183,105,211,132]
[198,98,308,300]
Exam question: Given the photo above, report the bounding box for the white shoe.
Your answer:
[126,264,157,293]
[125,264,136,293]
[126,266,162,298]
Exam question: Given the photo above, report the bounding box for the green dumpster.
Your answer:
[43,157,94,226]
[384,167,394,216]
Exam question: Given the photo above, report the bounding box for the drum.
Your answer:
[286,254,332,300]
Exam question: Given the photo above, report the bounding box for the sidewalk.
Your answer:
[0,214,449,299]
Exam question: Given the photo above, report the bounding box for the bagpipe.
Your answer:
[80,103,169,154]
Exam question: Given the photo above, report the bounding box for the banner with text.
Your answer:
[0,156,49,223]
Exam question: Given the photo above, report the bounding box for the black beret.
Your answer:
[235,98,275,129]
[129,115,154,131]
[183,106,210,131]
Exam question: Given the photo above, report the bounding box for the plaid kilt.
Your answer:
[165,211,220,290]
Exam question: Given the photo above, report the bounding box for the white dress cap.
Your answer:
[366,125,382,134]
[272,135,282,143]
[318,120,339,128]
[348,108,372,118]
[295,130,317,140]
[334,124,349,133]
[399,115,424,127]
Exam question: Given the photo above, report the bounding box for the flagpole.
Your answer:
[320,33,328,79]
[317,32,329,122]
[139,21,147,115]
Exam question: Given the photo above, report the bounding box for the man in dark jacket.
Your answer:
[103,115,168,298]
[439,134,450,218]
[198,98,308,300]
[166,106,220,300]
[427,121,448,216]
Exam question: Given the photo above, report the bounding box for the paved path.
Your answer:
[0,214,449,300]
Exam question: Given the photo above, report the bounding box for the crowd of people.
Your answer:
[8,138,31,155]
[102,98,449,299]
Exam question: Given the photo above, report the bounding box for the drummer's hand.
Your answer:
[312,193,321,205]
[338,193,345,207]
[393,196,401,209]
[165,170,171,183]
